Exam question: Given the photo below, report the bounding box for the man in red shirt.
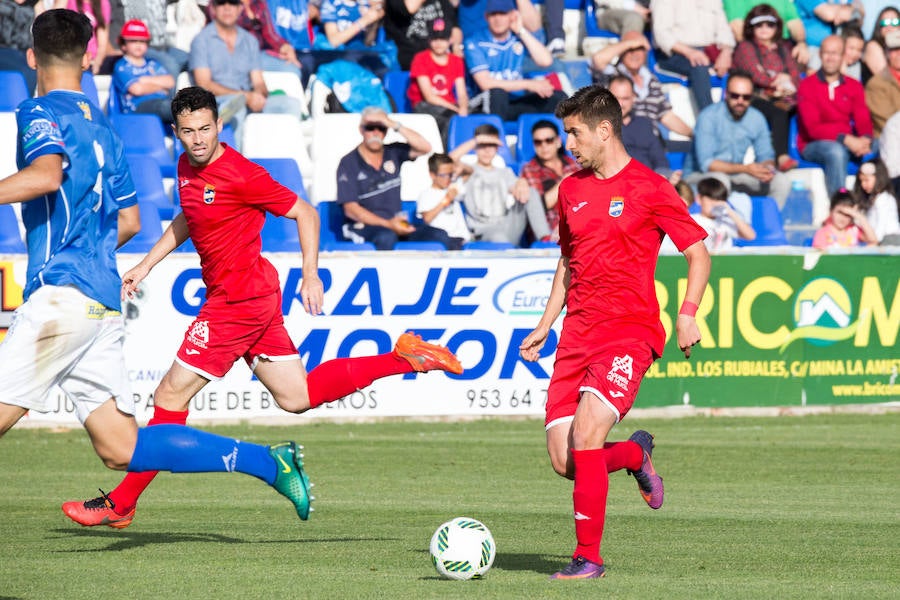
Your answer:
[798,34,874,198]
[520,85,710,580]
[63,86,463,529]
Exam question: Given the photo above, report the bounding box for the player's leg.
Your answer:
[0,404,28,437]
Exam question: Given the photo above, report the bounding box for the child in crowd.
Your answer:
[841,25,866,80]
[416,153,472,250]
[449,124,551,245]
[112,19,176,124]
[692,177,756,250]
[851,159,900,244]
[408,18,469,145]
[812,188,878,249]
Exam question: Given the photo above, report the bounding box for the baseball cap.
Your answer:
[119,19,151,42]
[428,18,452,40]
[485,0,516,14]
[885,30,900,50]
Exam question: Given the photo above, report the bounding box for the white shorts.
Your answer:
[0,285,134,423]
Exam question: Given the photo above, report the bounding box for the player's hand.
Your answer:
[299,274,325,315]
[676,314,701,358]
[519,326,549,362]
[121,263,151,300]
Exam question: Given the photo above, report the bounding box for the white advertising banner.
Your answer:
[8,252,562,426]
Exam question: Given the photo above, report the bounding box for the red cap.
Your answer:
[119,19,151,43]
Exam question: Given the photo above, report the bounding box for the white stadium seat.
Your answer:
[241,113,313,189]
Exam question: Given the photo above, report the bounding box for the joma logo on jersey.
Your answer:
[188,320,210,348]
[203,184,216,204]
[609,198,624,218]
[606,354,633,390]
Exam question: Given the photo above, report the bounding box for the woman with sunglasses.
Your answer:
[519,119,580,241]
[733,3,802,172]
[863,6,900,80]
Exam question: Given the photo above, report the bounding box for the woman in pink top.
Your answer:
[66,0,112,73]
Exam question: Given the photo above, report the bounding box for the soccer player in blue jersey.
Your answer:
[0,9,313,524]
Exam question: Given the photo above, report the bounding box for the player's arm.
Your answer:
[284,198,324,315]
[519,255,570,362]
[0,154,63,205]
[122,212,190,299]
[117,204,141,248]
[677,240,711,358]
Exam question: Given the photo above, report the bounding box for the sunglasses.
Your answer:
[753,21,777,29]
[434,172,453,178]
[214,0,242,5]
[362,123,388,133]
[880,18,900,27]
[533,136,557,146]
[728,92,753,101]
[476,142,499,149]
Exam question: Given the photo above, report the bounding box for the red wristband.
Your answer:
[679,301,699,317]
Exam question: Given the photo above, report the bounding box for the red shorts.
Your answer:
[176,292,298,380]
[544,338,655,429]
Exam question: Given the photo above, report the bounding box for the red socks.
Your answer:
[306,353,409,409]
[603,440,643,473]
[571,448,608,564]
[108,406,188,515]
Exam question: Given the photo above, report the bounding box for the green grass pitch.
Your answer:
[1,413,897,599]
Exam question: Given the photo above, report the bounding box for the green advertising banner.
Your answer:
[647,253,900,407]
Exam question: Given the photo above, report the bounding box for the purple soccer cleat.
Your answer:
[627,430,664,509]
[550,556,606,580]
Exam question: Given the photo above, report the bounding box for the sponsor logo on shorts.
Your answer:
[185,348,200,355]
[608,197,624,217]
[606,354,633,390]
[188,320,210,348]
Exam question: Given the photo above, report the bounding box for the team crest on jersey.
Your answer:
[383,160,397,174]
[608,197,624,217]
[203,184,215,204]
[187,320,210,348]
[78,101,92,120]
[606,354,633,390]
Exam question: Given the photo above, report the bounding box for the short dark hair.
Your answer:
[607,74,634,91]
[473,123,500,137]
[428,152,454,173]
[31,9,93,66]
[171,86,219,123]
[530,119,566,161]
[726,69,755,90]
[829,188,856,209]
[555,84,622,138]
[697,177,729,201]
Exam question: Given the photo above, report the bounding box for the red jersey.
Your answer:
[177,144,298,302]
[557,159,706,357]
[408,50,465,107]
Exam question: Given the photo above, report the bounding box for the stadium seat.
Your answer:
[393,241,447,250]
[119,201,164,253]
[584,2,620,38]
[242,114,313,186]
[310,113,442,204]
[323,241,377,251]
[126,155,175,220]
[733,196,788,247]
[463,240,516,250]
[0,70,29,111]
[515,113,567,167]
[250,157,309,200]
[111,113,176,178]
[384,71,411,113]
[317,200,344,248]
[0,204,25,253]
[262,71,310,118]
[447,114,515,167]
[787,115,876,176]
[261,212,301,252]
[0,112,17,179]
[530,239,560,249]
[80,71,101,107]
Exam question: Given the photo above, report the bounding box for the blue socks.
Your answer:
[128,424,277,485]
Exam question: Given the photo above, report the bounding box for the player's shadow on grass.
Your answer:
[51,528,396,552]
[493,552,570,575]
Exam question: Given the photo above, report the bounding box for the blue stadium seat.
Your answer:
[317,200,344,248]
[0,71,29,111]
[787,115,875,175]
[733,196,788,247]
[393,241,447,250]
[447,114,515,167]
[127,155,174,220]
[515,113,567,167]
[323,241,377,251]
[384,70,411,113]
[261,212,301,252]
[111,113,176,178]
[80,71,101,107]
[0,204,25,253]
[584,2,621,38]
[530,240,559,249]
[250,157,309,200]
[463,240,516,250]
[119,202,164,253]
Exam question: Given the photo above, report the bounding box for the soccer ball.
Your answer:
[429,517,496,580]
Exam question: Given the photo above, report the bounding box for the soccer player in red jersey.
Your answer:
[520,85,711,580]
[63,86,463,529]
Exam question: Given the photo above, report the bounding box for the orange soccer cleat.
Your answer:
[393,332,463,375]
[62,489,135,529]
